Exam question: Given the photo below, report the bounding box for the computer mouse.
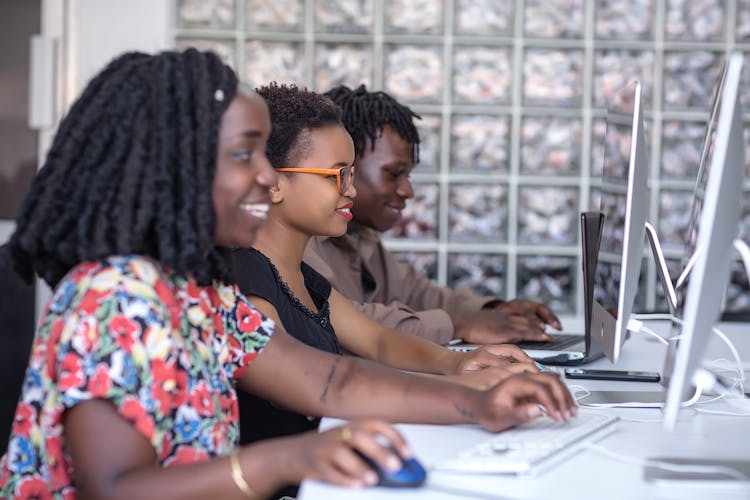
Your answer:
[355,449,427,488]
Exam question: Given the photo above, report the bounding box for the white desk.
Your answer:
[300,321,750,500]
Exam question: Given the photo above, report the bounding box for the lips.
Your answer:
[239,202,270,220]
[336,202,354,221]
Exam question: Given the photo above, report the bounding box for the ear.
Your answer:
[269,183,284,204]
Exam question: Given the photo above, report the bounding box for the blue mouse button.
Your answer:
[355,450,427,488]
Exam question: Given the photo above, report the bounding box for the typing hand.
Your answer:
[448,364,541,390]
[492,299,562,331]
[455,344,538,374]
[452,309,555,345]
[472,372,577,433]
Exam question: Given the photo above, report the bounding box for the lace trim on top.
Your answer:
[251,248,332,328]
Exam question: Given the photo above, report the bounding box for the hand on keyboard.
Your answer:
[471,372,577,433]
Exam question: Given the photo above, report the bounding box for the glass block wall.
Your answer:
[173,0,750,317]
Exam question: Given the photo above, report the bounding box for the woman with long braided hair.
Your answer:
[0,49,414,499]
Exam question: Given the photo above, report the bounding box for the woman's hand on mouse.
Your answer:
[469,372,577,432]
[277,419,410,489]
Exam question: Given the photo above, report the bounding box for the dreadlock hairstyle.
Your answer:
[0,48,238,288]
[323,84,421,164]
[255,82,343,168]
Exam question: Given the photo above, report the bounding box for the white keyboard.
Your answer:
[432,411,617,475]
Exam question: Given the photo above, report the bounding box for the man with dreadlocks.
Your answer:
[303,84,564,347]
[0,51,576,500]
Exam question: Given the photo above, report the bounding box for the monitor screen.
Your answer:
[589,80,650,363]
[663,51,745,430]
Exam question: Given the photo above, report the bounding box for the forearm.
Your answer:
[78,447,287,500]
[370,328,461,375]
[242,330,481,425]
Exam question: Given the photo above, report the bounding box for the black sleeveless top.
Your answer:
[230,248,342,446]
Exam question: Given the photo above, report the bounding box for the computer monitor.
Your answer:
[589,80,650,363]
[662,51,745,430]
[643,57,731,315]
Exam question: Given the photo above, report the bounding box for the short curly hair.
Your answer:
[255,82,342,167]
[323,84,420,164]
[1,48,238,288]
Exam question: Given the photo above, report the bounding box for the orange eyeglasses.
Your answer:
[276,165,355,194]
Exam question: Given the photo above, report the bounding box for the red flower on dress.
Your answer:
[189,381,215,416]
[235,301,261,334]
[16,476,53,500]
[151,359,188,412]
[86,363,112,398]
[79,288,110,316]
[164,445,209,466]
[45,436,68,490]
[12,403,35,436]
[121,396,155,439]
[58,353,84,391]
[46,317,65,378]
[109,315,141,351]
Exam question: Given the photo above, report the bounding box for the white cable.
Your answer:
[632,312,677,322]
[734,238,750,282]
[582,442,749,481]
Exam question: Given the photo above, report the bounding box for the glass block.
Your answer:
[595,0,654,39]
[662,51,723,110]
[246,0,303,31]
[524,0,584,38]
[738,0,750,40]
[314,44,373,91]
[175,39,236,68]
[384,45,443,103]
[315,0,373,33]
[448,184,508,242]
[244,41,304,88]
[453,47,512,104]
[658,190,693,254]
[726,260,750,312]
[590,118,607,179]
[523,49,583,107]
[593,50,655,108]
[454,0,513,35]
[448,253,507,297]
[384,183,439,239]
[177,0,235,29]
[665,0,724,41]
[392,251,438,281]
[518,186,579,245]
[594,258,649,312]
[416,114,441,173]
[517,255,576,314]
[661,121,705,180]
[742,55,750,118]
[386,0,443,34]
[450,115,510,173]
[520,117,581,176]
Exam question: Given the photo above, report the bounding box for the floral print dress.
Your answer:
[0,255,274,499]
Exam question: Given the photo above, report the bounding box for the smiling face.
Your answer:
[350,125,415,232]
[272,124,356,237]
[212,90,277,248]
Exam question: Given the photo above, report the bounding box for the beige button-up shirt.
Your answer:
[303,224,496,344]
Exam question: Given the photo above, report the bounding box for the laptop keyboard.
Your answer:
[432,412,617,475]
[515,333,584,351]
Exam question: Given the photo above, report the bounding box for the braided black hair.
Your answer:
[323,84,421,164]
[255,82,342,167]
[0,48,238,288]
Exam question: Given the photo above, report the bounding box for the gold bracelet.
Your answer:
[229,450,258,498]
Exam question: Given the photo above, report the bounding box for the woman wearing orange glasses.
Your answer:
[228,84,575,475]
